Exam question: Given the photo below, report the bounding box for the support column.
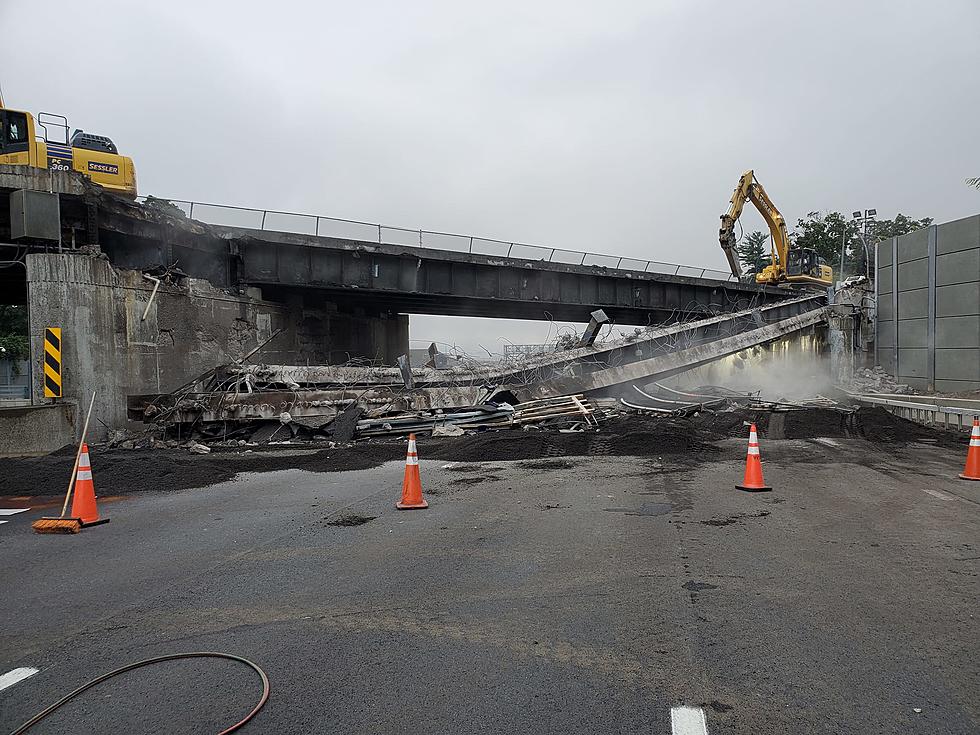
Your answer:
[891,237,899,379]
[873,239,879,351]
[927,225,937,391]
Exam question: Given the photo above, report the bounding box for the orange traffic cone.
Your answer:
[396,433,428,509]
[960,418,980,480]
[736,423,772,492]
[70,444,110,527]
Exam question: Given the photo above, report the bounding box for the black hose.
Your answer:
[8,651,270,735]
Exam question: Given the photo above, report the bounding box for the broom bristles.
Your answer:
[32,518,82,534]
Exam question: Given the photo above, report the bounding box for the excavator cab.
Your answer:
[0,109,31,161]
[786,249,816,277]
[786,249,833,286]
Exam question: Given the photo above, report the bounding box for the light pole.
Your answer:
[851,209,877,279]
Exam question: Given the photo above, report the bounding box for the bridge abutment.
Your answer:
[7,253,406,450]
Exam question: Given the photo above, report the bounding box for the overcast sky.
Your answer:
[3,1,978,356]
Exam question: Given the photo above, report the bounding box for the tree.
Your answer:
[792,211,859,271]
[0,305,29,362]
[736,230,771,274]
[870,213,933,240]
[792,211,932,280]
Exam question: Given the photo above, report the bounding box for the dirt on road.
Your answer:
[0,407,958,498]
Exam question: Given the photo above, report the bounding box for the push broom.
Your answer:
[32,392,96,534]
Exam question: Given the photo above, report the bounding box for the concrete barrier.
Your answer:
[0,402,77,457]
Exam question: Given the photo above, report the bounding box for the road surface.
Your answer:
[1,433,978,733]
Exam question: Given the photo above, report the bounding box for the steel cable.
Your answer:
[8,651,270,735]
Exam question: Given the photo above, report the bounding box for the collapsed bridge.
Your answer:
[138,294,828,427]
[0,164,826,452]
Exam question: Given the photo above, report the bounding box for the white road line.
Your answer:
[920,487,955,501]
[671,705,709,735]
[0,520,6,525]
[0,667,39,693]
[0,508,30,516]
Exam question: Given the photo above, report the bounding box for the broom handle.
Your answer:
[60,392,97,518]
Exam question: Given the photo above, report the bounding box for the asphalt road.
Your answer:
[1,434,978,734]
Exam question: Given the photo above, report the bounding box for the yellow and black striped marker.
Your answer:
[43,328,63,398]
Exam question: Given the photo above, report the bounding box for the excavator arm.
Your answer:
[719,170,793,282]
[719,171,755,278]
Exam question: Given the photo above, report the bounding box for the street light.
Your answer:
[849,208,877,279]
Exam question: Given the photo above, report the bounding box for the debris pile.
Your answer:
[356,395,596,438]
[10,405,957,500]
[136,363,599,447]
[847,366,915,395]
[131,293,830,445]
[855,406,962,447]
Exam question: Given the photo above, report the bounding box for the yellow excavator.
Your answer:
[719,170,831,288]
[0,95,137,196]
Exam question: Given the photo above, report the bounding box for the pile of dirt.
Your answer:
[1,444,407,498]
[1,407,961,498]
[700,408,852,439]
[707,406,959,444]
[422,413,721,463]
[855,406,962,447]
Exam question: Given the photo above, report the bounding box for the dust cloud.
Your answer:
[660,333,832,401]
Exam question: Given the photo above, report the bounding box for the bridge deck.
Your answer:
[224,226,786,324]
[1,165,787,324]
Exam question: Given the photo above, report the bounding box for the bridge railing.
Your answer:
[140,197,736,281]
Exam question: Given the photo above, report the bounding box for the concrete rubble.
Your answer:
[127,292,828,449]
[847,366,916,395]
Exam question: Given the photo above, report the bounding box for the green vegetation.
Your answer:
[735,230,771,274]
[737,211,933,277]
[0,305,29,362]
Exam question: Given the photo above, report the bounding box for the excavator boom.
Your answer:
[745,177,792,272]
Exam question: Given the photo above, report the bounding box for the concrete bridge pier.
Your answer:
[1,251,407,454]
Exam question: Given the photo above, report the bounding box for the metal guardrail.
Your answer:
[139,196,736,282]
[848,392,980,433]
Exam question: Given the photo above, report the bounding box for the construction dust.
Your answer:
[665,332,831,401]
